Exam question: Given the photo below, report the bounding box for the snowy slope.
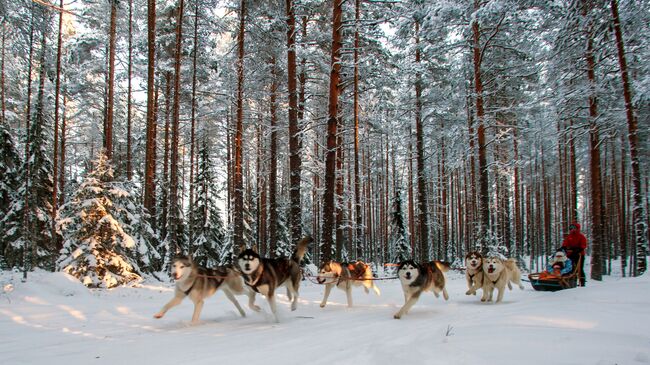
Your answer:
[1,267,649,365]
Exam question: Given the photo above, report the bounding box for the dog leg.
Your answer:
[496,286,505,303]
[346,285,353,308]
[372,283,381,296]
[480,285,489,302]
[223,289,246,317]
[191,299,205,323]
[465,275,474,295]
[394,291,421,319]
[320,283,333,308]
[508,281,513,290]
[286,282,299,311]
[153,294,184,319]
[267,294,279,323]
[247,289,261,312]
[442,287,449,301]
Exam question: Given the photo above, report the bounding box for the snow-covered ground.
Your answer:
[1,266,649,365]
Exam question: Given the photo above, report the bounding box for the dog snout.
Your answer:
[405,272,411,279]
[244,264,250,271]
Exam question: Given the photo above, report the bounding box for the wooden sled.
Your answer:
[528,256,582,292]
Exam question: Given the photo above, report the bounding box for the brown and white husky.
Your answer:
[317,260,381,308]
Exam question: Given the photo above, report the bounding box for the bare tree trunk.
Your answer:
[234,0,247,253]
[569,119,578,222]
[269,57,278,257]
[414,20,429,261]
[161,72,171,241]
[144,0,157,222]
[0,28,4,125]
[353,0,363,259]
[126,0,133,180]
[335,123,344,260]
[610,0,647,275]
[105,0,117,160]
[22,5,36,279]
[472,0,490,239]
[51,0,64,250]
[583,0,604,281]
[188,0,200,245]
[619,134,628,276]
[321,0,342,261]
[168,0,186,252]
[59,79,67,205]
[286,0,302,244]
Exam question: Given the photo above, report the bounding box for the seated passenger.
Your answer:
[545,249,573,276]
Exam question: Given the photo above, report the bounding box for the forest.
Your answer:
[0,0,648,288]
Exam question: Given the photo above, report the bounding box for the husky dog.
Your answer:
[481,256,525,303]
[394,260,450,319]
[237,236,312,321]
[154,256,259,323]
[464,251,484,296]
[317,260,381,308]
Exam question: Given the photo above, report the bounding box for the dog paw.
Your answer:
[153,313,164,319]
[393,313,402,319]
[480,298,486,302]
[250,305,262,312]
[319,303,326,308]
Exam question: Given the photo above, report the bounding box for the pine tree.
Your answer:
[57,152,159,288]
[189,140,226,267]
[0,123,21,266]
[389,190,410,264]
[2,95,55,270]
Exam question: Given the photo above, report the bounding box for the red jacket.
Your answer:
[562,223,587,254]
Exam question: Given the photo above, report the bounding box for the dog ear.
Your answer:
[250,245,258,254]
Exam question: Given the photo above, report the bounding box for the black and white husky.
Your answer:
[236,236,312,322]
[154,256,259,323]
[394,260,450,319]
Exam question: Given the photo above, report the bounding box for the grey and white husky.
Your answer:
[237,236,312,322]
[394,260,450,319]
[154,256,259,323]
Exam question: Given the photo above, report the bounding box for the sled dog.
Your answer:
[394,260,450,319]
[464,251,485,296]
[154,256,259,323]
[317,260,381,308]
[481,256,525,303]
[237,236,312,322]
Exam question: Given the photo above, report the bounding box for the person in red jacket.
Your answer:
[561,222,587,286]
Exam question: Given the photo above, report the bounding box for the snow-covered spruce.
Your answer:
[56,152,160,288]
[188,140,228,267]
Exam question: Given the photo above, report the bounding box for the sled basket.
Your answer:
[528,256,582,292]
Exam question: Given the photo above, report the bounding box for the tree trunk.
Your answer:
[414,20,429,261]
[286,0,302,245]
[105,0,117,160]
[321,0,342,261]
[583,0,604,281]
[126,0,133,180]
[610,0,647,275]
[144,0,157,223]
[269,57,278,257]
[22,5,36,279]
[59,79,67,206]
[49,0,64,250]
[569,119,578,223]
[472,0,490,239]
[353,0,363,260]
[188,0,200,245]
[161,72,171,240]
[169,0,186,252]
[234,0,247,253]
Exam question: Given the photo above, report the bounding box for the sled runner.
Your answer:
[528,256,582,292]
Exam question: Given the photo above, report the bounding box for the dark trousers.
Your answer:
[568,252,586,286]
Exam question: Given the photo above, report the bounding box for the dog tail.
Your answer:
[292,236,313,263]
[434,261,451,273]
[504,258,519,271]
